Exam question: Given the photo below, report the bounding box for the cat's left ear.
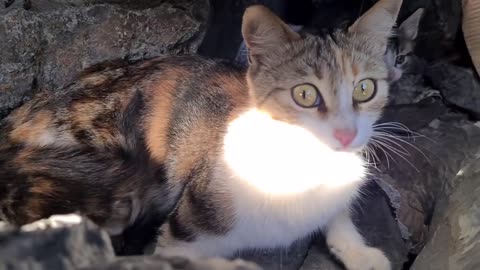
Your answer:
[399,8,424,40]
[242,5,300,63]
[348,0,403,47]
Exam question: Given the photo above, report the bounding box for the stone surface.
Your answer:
[372,114,480,254]
[425,63,480,119]
[0,0,209,117]
[83,256,261,270]
[0,214,115,270]
[236,238,311,270]
[410,157,480,270]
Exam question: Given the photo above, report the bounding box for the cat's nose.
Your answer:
[333,129,357,147]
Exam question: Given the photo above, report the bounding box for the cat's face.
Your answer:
[384,8,424,82]
[242,1,402,153]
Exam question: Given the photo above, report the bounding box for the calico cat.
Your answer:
[153,1,402,270]
[1,0,402,268]
[235,7,424,83]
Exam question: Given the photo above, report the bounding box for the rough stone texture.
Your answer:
[372,114,480,254]
[0,0,209,117]
[236,238,311,270]
[0,214,261,270]
[410,157,480,270]
[425,63,480,119]
[0,214,115,270]
[83,256,261,270]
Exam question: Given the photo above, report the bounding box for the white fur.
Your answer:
[156,110,390,270]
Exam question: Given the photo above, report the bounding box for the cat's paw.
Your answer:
[329,245,391,270]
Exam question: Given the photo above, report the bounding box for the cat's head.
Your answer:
[241,0,402,153]
[385,8,424,82]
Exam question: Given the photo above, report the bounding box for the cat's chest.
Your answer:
[225,175,362,248]
[218,118,366,247]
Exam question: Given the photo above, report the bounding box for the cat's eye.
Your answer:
[352,79,376,103]
[395,55,406,65]
[291,83,321,108]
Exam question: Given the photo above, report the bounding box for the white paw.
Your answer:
[329,245,391,270]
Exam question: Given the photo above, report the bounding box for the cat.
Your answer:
[0,1,402,268]
[384,8,424,82]
[235,7,424,83]
[153,1,402,270]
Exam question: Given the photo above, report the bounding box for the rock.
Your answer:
[235,238,311,270]
[410,158,480,270]
[372,113,480,254]
[0,214,115,270]
[379,98,447,132]
[425,63,480,119]
[0,0,209,118]
[299,182,409,270]
[299,235,343,270]
[82,255,261,270]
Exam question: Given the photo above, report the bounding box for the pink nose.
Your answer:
[333,129,357,147]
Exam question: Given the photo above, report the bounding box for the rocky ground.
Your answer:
[1,0,479,269]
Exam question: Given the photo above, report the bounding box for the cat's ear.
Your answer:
[399,8,424,40]
[348,0,403,42]
[241,5,300,60]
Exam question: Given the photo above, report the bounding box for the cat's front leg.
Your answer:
[325,209,391,270]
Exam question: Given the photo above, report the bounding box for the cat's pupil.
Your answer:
[361,83,367,93]
[301,90,306,99]
[395,55,405,65]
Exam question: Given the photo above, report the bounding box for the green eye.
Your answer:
[291,83,321,108]
[353,79,376,103]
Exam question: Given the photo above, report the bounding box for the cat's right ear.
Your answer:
[399,8,424,40]
[241,5,300,64]
[348,0,403,48]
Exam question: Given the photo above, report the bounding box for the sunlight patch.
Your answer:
[223,109,366,196]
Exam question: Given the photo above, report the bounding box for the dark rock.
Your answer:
[410,157,480,270]
[236,238,311,270]
[372,114,480,254]
[83,255,261,270]
[299,182,409,270]
[0,0,209,118]
[425,63,480,119]
[379,98,447,132]
[0,214,115,270]
[299,236,343,270]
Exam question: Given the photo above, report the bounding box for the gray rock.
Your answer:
[425,63,480,119]
[410,158,480,270]
[0,214,115,270]
[235,238,311,270]
[372,113,480,254]
[0,0,209,117]
[299,236,343,270]
[82,255,261,270]
[379,98,446,132]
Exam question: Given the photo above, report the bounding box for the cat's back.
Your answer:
[2,55,248,153]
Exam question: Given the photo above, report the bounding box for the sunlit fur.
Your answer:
[223,109,366,195]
